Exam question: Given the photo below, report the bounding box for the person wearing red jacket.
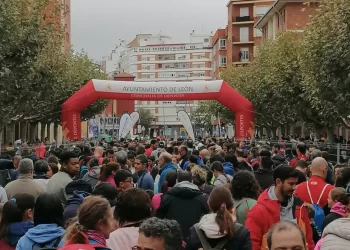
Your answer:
[295,157,335,209]
[245,165,314,250]
[290,143,308,168]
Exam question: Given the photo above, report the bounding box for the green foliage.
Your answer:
[0,0,108,130]
[137,107,153,130]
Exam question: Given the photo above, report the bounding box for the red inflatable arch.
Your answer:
[61,80,254,140]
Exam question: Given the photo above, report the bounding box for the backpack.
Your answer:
[307,182,330,231]
[32,236,62,250]
[82,169,99,188]
[0,169,11,187]
[234,198,255,225]
[194,223,243,250]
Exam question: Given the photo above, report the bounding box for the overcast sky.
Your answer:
[71,0,228,61]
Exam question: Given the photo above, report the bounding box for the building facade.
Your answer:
[226,0,274,65]
[100,32,213,138]
[255,0,319,40]
[211,28,228,78]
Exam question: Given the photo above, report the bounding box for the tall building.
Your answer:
[100,32,213,138]
[212,28,228,78]
[255,0,319,40]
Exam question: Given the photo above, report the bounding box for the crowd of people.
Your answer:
[0,136,349,250]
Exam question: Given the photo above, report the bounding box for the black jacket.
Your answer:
[254,168,274,190]
[272,154,288,168]
[156,181,209,239]
[322,212,342,232]
[185,224,252,250]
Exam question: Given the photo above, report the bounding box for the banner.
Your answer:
[177,110,195,140]
[125,111,140,137]
[88,118,99,138]
[119,113,131,139]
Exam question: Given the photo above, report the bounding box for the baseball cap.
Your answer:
[159,141,165,148]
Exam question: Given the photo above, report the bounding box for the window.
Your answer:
[256,6,270,17]
[204,38,209,42]
[219,56,227,67]
[239,48,249,62]
[240,27,249,42]
[255,28,262,37]
[190,45,195,49]
[240,7,249,17]
[219,39,226,49]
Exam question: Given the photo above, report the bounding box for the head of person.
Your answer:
[296,143,306,155]
[136,146,146,155]
[47,162,59,178]
[273,165,299,201]
[88,157,99,169]
[13,155,22,169]
[66,196,114,242]
[267,221,306,250]
[60,152,79,177]
[179,146,188,157]
[158,152,172,168]
[295,160,308,174]
[209,154,225,165]
[260,156,274,170]
[171,155,178,165]
[106,149,115,162]
[239,140,246,148]
[128,151,136,166]
[116,151,127,166]
[335,167,350,188]
[211,161,224,177]
[18,158,34,176]
[310,157,328,179]
[208,187,236,238]
[328,187,349,208]
[34,193,64,227]
[235,148,245,158]
[0,193,35,242]
[135,154,148,173]
[99,162,120,182]
[177,170,192,183]
[134,217,183,250]
[92,183,118,207]
[161,171,177,193]
[94,147,104,158]
[334,164,346,182]
[199,149,210,161]
[114,188,152,226]
[150,139,158,150]
[272,144,281,154]
[34,160,49,176]
[310,149,322,160]
[249,147,259,160]
[114,169,133,191]
[191,166,207,190]
[231,170,260,200]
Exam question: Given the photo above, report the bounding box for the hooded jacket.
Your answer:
[16,224,65,250]
[158,162,178,191]
[318,218,350,250]
[223,162,235,176]
[322,202,347,231]
[82,166,100,188]
[63,191,90,222]
[213,174,229,187]
[156,181,209,239]
[0,221,33,250]
[245,188,314,250]
[185,214,251,250]
[271,154,287,168]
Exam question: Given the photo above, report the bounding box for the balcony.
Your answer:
[232,16,254,25]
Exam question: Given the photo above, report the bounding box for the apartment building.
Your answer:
[255,0,319,40]
[100,32,212,138]
[226,0,274,65]
[212,28,228,78]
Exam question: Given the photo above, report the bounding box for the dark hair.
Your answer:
[0,193,35,243]
[47,155,59,165]
[136,146,145,155]
[188,154,198,164]
[88,157,99,169]
[150,166,159,181]
[145,190,154,200]
[296,160,308,169]
[177,170,192,183]
[114,169,133,188]
[34,160,49,174]
[335,167,350,188]
[66,196,111,244]
[128,151,136,159]
[106,149,114,156]
[208,187,235,238]
[211,161,224,173]
[273,165,300,184]
[139,217,183,250]
[260,149,272,157]
[260,156,274,170]
[297,143,306,154]
[209,155,225,164]
[99,162,119,181]
[321,151,330,162]
[161,171,177,193]
[235,148,245,158]
[60,152,78,165]
[92,183,118,206]
[114,188,152,225]
[34,193,64,227]
[48,162,59,175]
[267,221,306,250]
[273,144,281,151]
[231,170,260,200]
[136,154,148,165]
[150,139,157,145]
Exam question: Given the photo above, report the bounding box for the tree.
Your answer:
[300,0,350,141]
[137,107,153,131]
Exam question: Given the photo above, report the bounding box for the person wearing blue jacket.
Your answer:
[16,193,65,250]
[158,152,178,191]
[135,155,154,191]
